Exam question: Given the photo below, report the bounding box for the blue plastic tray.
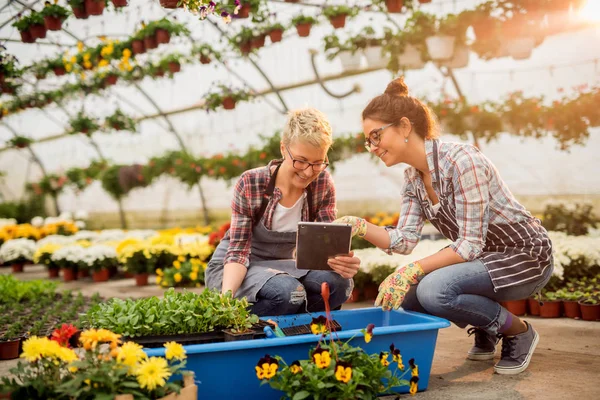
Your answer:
[145,307,450,399]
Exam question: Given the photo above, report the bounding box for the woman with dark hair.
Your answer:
[336,77,553,375]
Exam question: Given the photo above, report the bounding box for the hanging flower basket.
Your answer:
[160,0,183,9]
[363,46,387,68]
[154,68,165,78]
[200,54,211,64]
[85,0,105,16]
[111,0,128,7]
[296,23,312,38]
[131,39,145,55]
[441,45,470,68]
[29,24,47,39]
[329,14,347,29]
[155,28,170,44]
[104,74,118,86]
[425,35,456,61]
[168,61,181,73]
[507,37,536,60]
[144,35,158,50]
[19,30,34,43]
[222,96,236,110]
[53,66,66,76]
[337,51,362,72]
[250,35,266,50]
[44,16,63,31]
[239,41,252,55]
[385,0,403,13]
[397,44,425,69]
[71,6,88,19]
[237,3,251,18]
[268,29,283,43]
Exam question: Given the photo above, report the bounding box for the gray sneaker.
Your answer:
[466,327,498,361]
[494,321,539,375]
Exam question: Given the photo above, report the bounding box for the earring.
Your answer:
[404,137,408,143]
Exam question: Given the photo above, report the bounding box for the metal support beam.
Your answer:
[309,50,361,99]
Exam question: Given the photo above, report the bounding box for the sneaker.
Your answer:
[466,327,498,361]
[494,321,539,375]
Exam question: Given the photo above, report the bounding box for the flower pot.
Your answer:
[329,14,347,29]
[160,0,182,8]
[563,300,581,319]
[135,273,149,286]
[29,24,47,39]
[363,46,387,68]
[237,3,251,18]
[144,35,158,50]
[85,0,105,15]
[92,268,110,282]
[155,29,171,44]
[397,44,425,69]
[168,61,181,73]
[579,302,600,321]
[11,263,24,273]
[473,19,496,41]
[222,96,236,110]
[48,267,60,278]
[250,35,265,50]
[62,268,77,282]
[268,29,283,43]
[19,30,35,43]
[111,0,128,7]
[295,23,312,38]
[131,40,145,55]
[0,339,20,360]
[507,36,536,60]
[426,35,456,61]
[44,15,63,31]
[419,0,432,3]
[441,45,470,68]
[53,66,66,76]
[363,283,378,301]
[337,51,363,71]
[71,6,88,19]
[501,299,527,316]
[154,68,165,78]
[105,74,118,86]
[539,300,562,318]
[385,0,404,13]
[78,269,90,279]
[200,55,211,64]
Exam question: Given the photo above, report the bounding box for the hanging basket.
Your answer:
[44,16,63,31]
[250,35,266,50]
[85,0,106,16]
[507,36,536,60]
[363,46,387,68]
[71,6,88,19]
[168,61,181,73]
[237,3,251,18]
[53,66,66,76]
[397,44,425,69]
[199,54,211,64]
[19,30,35,43]
[29,24,47,39]
[425,35,456,61]
[155,29,170,44]
[105,74,118,86]
[385,0,403,13]
[295,23,312,38]
[268,29,283,43]
[111,0,128,7]
[441,45,470,68]
[337,51,363,72]
[131,39,146,55]
[239,41,252,55]
[222,96,236,110]
[160,0,183,9]
[144,35,158,50]
[329,14,347,29]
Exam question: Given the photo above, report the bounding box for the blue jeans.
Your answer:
[250,271,354,316]
[402,259,553,335]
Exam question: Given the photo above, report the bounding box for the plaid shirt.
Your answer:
[387,139,537,261]
[223,159,337,266]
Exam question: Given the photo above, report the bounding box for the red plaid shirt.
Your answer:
[223,159,337,266]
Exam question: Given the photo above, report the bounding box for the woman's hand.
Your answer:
[333,216,367,238]
[327,251,361,279]
[375,262,425,311]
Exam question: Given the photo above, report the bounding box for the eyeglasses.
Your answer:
[285,146,329,172]
[364,122,395,151]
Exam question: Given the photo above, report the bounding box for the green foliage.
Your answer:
[204,84,252,111]
[323,5,359,19]
[0,196,46,223]
[105,109,137,132]
[542,202,597,236]
[41,2,71,20]
[291,14,318,25]
[69,111,100,135]
[0,275,58,304]
[11,15,32,32]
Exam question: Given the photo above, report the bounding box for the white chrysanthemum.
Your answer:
[51,245,87,263]
[30,216,44,227]
[37,235,78,247]
[80,245,118,267]
[0,218,17,227]
[74,210,89,220]
[0,238,36,262]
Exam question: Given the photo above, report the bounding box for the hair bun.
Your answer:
[384,76,409,97]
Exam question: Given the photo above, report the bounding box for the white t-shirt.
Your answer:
[272,193,305,232]
[432,202,441,215]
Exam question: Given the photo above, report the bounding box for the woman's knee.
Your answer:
[259,274,306,311]
[415,272,457,312]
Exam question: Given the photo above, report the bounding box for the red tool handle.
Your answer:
[321,282,331,315]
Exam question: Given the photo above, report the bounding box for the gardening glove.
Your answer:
[333,216,367,238]
[375,262,425,311]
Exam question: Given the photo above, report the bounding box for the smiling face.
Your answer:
[280,140,329,190]
[362,117,412,167]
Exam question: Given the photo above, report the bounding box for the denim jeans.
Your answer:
[249,271,353,316]
[402,259,553,335]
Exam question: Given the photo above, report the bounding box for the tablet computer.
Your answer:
[296,222,352,270]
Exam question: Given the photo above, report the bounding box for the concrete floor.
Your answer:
[2,265,600,399]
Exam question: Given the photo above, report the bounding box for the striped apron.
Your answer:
[425,141,553,291]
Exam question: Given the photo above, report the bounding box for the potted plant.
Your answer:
[47,57,66,76]
[194,44,220,64]
[155,257,206,289]
[85,0,106,16]
[111,0,128,7]
[8,136,32,149]
[0,52,20,82]
[222,292,260,341]
[160,53,184,75]
[265,22,285,44]
[424,13,467,61]
[50,245,85,282]
[12,15,35,43]
[41,1,70,31]
[67,0,88,19]
[378,0,404,14]
[160,0,183,9]
[232,26,256,55]
[0,238,36,273]
[291,15,317,38]
[105,109,136,131]
[323,5,358,29]
[0,323,23,360]
[556,288,583,319]
[500,299,528,316]
[323,34,362,72]
[69,111,100,136]
[579,296,600,321]
[119,244,155,286]
[33,243,62,279]
[539,291,562,318]
[28,11,47,40]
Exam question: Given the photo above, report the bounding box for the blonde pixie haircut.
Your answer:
[282,107,333,149]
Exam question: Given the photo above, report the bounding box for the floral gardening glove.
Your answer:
[375,262,425,311]
[333,216,367,238]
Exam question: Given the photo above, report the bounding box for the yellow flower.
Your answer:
[173,260,181,269]
[312,348,331,369]
[189,271,198,281]
[335,362,352,383]
[410,376,419,395]
[80,72,86,80]
[164,342,186,361]
[77,41,84,52]
[83,53,91,60]
[117,341,147,372]
[379,352,390,367]
[122,48,132,58]
[56,347,78,363]
[364,324,374,343]
[70,56,76,64]
[136,357,171,391]
[20,336,49,362]
[65,64,73,72]
[156,268,163,276]
[98,59,109,68]
[178,255,186,262]
[79,329,121,350]
[255,355,278,380]
[174,273,182,283]
[289,361,302,374]
[156,276,162,284]
[83,61,92,69]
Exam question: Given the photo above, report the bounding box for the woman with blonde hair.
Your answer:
[337,77,553,375]
[206,107,360,316]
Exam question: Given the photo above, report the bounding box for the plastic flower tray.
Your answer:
[145,307,450,399]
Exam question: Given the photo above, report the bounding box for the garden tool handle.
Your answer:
[321,282,331,314]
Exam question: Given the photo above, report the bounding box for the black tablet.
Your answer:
[296,222,352,270]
